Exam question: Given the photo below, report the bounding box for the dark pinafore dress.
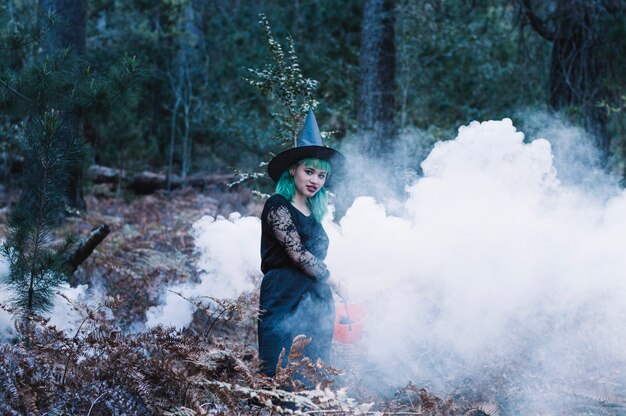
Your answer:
[258,194,335,376]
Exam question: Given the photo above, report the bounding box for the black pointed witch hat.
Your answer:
[267,109,346,188]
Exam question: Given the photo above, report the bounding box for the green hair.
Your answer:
[275,158,332,222]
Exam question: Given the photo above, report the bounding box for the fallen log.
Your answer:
[66,224,110,286]
[127,171,181,194]
[87,165,236,194]
[87,165,123,183]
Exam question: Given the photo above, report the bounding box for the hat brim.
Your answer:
[268,145,346,189]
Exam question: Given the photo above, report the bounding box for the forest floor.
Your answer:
[0,183,500,415]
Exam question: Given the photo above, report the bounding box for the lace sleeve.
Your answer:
[266,204,330,282]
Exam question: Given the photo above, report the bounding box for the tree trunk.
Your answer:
[520,0,614,160]
[181,55,192,181]
[548,0,609,156]
[167,94,181,192]
[357,0,396,158]
[50,0,87,54]
[38,0,88,210]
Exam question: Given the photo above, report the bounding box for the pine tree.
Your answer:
[2,111,78,317]
[0,3,142,320]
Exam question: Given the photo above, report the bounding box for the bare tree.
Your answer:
[166,4,199,190]
[518,0,626,160]
[357,0,396,158]
[166,75,182,192]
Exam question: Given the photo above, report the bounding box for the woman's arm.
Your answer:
[266,204,330,282]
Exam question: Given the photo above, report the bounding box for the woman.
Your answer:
[258,110,347,377]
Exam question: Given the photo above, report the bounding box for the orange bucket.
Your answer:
[333,303,368,344]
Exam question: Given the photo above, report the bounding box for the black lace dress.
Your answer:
[258,194,335,376]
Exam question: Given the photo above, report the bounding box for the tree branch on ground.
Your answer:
[66,224,110,280]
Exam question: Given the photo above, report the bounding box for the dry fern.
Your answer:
[0,190,566,415]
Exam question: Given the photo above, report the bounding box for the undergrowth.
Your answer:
[0,189,496,415]
[0,295,471,415]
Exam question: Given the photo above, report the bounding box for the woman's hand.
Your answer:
[328,277,349,301]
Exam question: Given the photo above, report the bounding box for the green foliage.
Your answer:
[60,1,362,174]
[0,2,145,163]
[81,54,147,172]
[234,13,335,196]
[396,0,549,132]
[2,111,78,317]
[245,13,320,150]
[0,3,144,318]
[2,0,625,180]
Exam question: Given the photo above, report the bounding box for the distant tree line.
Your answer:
[1,0,625,322]
[1,0,626,205]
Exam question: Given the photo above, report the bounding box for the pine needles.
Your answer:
[2,110,79,318]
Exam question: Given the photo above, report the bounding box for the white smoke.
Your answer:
[46,284,92,333]
[1,238,100,339]
[0,250,92,339]
[152,117,626,412]
[325,119,626,410]
[0,252,13,339]
[145,212,262,329]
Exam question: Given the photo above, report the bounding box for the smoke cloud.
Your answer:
[325,118,626,411]
[0,239,99,339]
[145,212,262,329]
[0,253,13,339]
[150,117,626,412]
[0,253,92,339]
[1,115,620,412]
[2,114,618,412]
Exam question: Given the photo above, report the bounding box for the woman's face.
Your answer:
[290,163,327,199]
